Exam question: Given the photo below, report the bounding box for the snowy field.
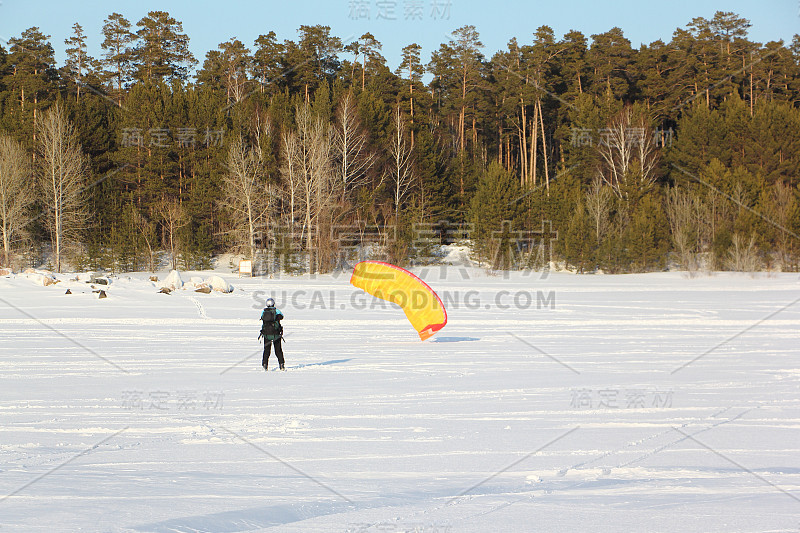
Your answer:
[1,266,799,532]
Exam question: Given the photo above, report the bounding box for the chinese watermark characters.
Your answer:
[570,388,674,409]
[348,0,452,20]
[121,390,225,411]
[120,127,224,149]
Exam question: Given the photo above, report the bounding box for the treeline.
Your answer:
[0,10,799,273]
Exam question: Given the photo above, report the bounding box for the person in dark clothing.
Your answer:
[259,297,285,371]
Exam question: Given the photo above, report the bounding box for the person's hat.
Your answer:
[265,297,275,308]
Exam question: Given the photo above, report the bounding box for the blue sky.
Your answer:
[0,0,797,74]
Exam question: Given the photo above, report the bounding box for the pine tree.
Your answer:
[586,27,633,99]
[521,26,562,190]
[358,33,385,90]
[557,30,589,97]
[63,23,93,100]
[666,100,729,176]
[197,39,251,105]
[751,40,794,105]
[100,13,135,104]
[562,199,593,272]
[635,39,676,121]
[469,162,522,269]
[285,25,342,101]
[622,193,670,272]
[4,27,58,147]
[132,11,196,84]
[429,26,484,156]
[397,44,424,132]
[252,31,285,94]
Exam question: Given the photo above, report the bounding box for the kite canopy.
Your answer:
[350,261,447,341]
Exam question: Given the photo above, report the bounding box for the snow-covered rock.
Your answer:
[204,275,232,293]
[161,269,183,291]
[90,272,110,285]
[23,268,58,286]
[440,244,473,266]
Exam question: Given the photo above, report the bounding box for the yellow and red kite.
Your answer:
[350,261,447,341]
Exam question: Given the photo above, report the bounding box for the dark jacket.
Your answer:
[260,307,284,341]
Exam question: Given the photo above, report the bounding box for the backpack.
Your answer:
[260,308,282,339]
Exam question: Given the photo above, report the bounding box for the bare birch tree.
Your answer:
[157,198,188,270]
[726,233,761,272]
[221,134,271,261]
[597,107,659,202]
[389,106,415,227]
[765,181,796,269]
[297,103,320,257]
[331,92,374,194]
[665,187,701,272]
[281,129,300,227]
[36,103,87,273]
[308,112,341,271]
[584,176,612,245]
[133,208,157,272]
[283,103,340,272]
[0,135,33,267]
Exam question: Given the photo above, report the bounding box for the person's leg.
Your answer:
[275,339,285,369]
[262,339,272,370]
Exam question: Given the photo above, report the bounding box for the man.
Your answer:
[259,297,285,371]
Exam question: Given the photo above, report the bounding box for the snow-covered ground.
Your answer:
[1,266,799,532]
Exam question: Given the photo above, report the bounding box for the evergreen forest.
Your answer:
[1,11,799,274]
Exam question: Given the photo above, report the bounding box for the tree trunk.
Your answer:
[538,99,549,194]
[532,103,539,187]
[749,55,754,117]
[410,82,415,147]
[498,123,503,166]
[2,229,8,267]
[247,203,256,261]
[460,64,467,153]
[472,115,477,147]
[520,100,527,185]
